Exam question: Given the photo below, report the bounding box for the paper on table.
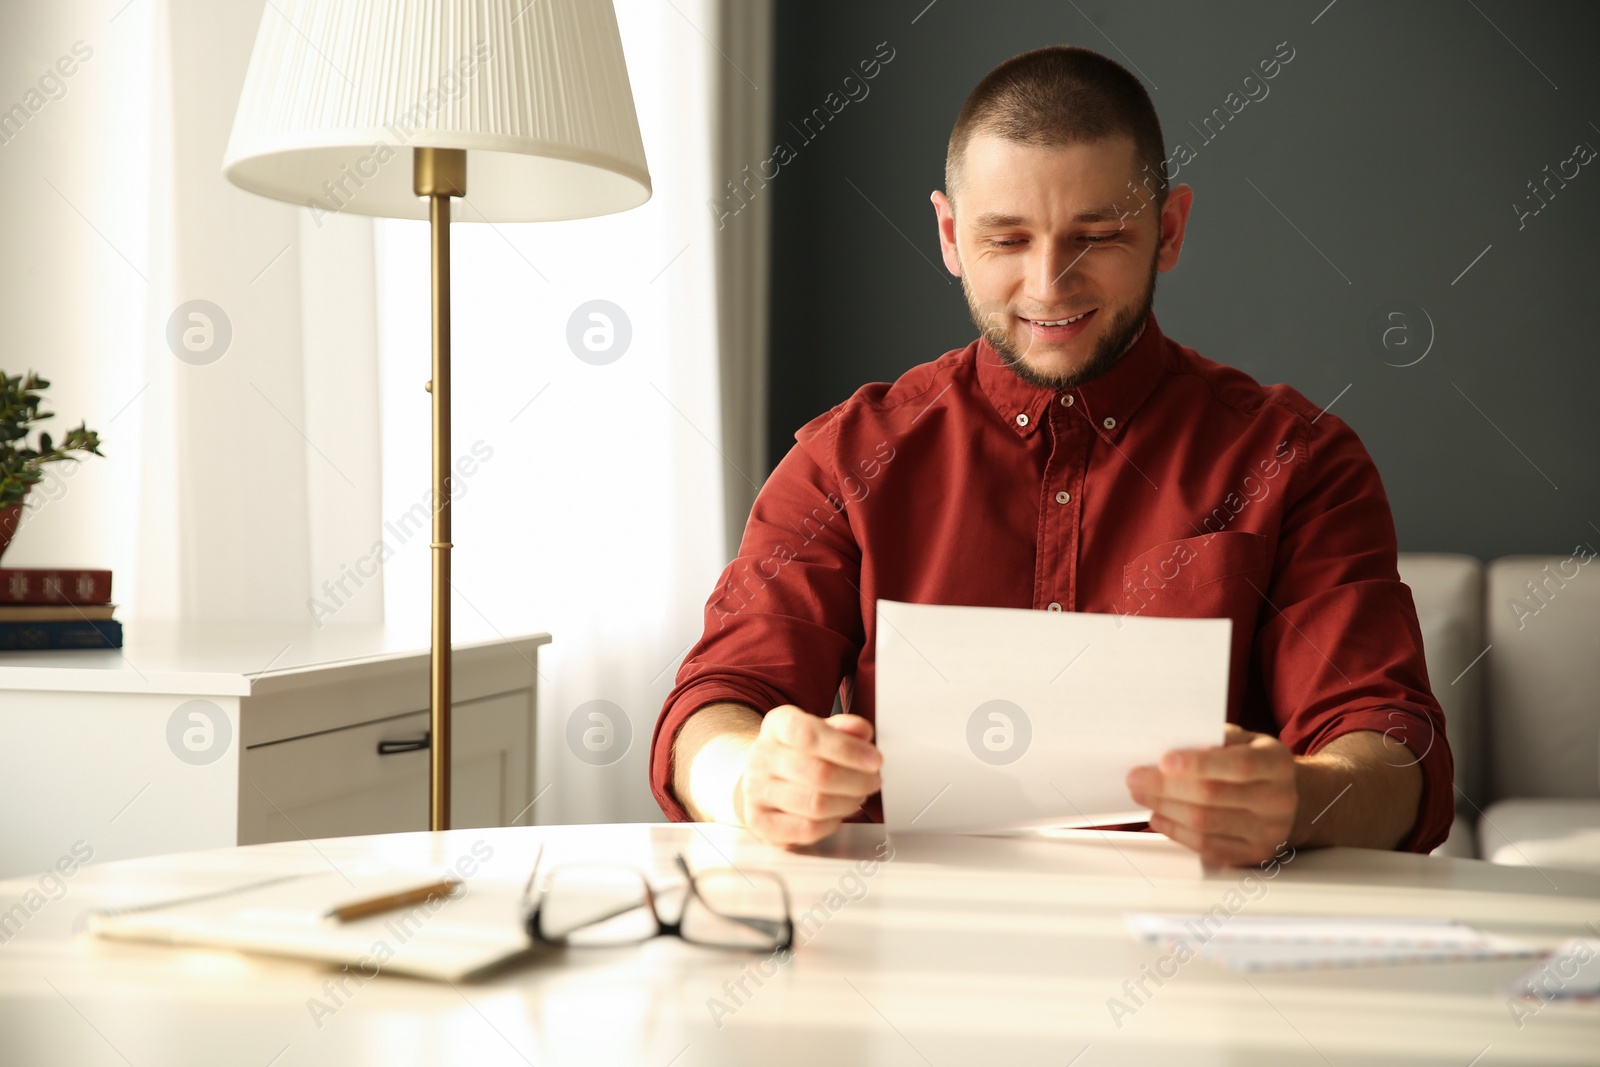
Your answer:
[874,599,1230,833]
[1127,914,1499,947]
[1124,913,1542,972]
[1193,936,1540,972]
[1504,938,1600,1000]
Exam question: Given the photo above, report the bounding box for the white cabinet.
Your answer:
[0,621,549,879]
[239,694,529,843]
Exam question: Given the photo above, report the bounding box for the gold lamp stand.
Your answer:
[414,146,466,832]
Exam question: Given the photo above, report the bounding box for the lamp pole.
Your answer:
[414,146,466,832]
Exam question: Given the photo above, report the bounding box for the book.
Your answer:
[0,619,122,650]
[87,867,540,982]
[0,568,112,605]
[0,603,116,622]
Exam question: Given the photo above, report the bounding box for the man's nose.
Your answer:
[1035,240,1089,297]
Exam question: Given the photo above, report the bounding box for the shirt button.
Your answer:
[1054,490,1071,504]
[1047,602,1063,612]
[1015,412,1029,428]
[1102,416,1117,430]
[1060,394,1075,407]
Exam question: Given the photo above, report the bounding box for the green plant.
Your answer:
[0,371,104,507]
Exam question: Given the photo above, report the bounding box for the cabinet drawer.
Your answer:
[237,692,531,845]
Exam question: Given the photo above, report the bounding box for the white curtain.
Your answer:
[2,0,771,826]
[0,1,161,607]
[710,0,774,555]
[375,0,762,824]
[2,0,384,622]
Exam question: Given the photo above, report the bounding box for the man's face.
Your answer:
[932,133,1192,389]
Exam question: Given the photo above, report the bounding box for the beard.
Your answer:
[962,247,1159,391]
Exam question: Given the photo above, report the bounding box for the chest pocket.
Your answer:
[1121,531,1271,617]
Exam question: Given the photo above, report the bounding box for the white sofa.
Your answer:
[1398,552,1600,873]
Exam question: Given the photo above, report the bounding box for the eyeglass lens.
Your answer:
[535,863,788,949]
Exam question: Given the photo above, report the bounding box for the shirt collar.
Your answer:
[975,309,1168,442]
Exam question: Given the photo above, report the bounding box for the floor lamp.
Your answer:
[222,0,652,829]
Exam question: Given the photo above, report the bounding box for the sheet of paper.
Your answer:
[874,599,1230,833]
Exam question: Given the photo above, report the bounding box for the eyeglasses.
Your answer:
[519,845,794,953]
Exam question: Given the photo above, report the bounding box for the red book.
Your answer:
[0,568,113,605]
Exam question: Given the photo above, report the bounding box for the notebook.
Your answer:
[1504,938,1600,1000]
[85,866,540,982]
[1124,913,1543,972]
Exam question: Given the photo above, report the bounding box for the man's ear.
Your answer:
[930,190,963,276]
[1156,183,1195,274]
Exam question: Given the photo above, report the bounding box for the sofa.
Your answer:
[1398,552,1600,873]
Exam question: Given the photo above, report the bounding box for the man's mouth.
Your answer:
[1020,308,1096,341]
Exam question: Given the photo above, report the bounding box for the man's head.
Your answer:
[932,46,1193,390]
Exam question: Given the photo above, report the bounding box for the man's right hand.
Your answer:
[733,704,883,846]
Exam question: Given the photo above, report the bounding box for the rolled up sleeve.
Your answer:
[649,417,865,821]
[1255,412,1454,853]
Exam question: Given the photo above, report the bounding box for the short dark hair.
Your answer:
[946,45,1167,212]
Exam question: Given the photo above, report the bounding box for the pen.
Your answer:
[324,878,461,923]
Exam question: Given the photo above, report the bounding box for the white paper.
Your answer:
[1192,936,1540,972]
[874,600,1231,833]
[1124,914,1541,972]
[1127,914,1489,947]
[1505,938,1600,999]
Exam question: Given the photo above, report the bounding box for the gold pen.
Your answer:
[325,878,461,923]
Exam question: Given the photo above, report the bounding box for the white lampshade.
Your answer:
[223,0,651,222]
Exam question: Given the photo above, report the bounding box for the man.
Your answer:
[649,45,1452,865]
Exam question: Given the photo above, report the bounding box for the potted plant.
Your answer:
[0,371,104,562]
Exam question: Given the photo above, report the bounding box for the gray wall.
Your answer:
[764,0,1598,562]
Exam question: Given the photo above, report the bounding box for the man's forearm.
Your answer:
[671,701,762,823]
[1290,730,1424,850]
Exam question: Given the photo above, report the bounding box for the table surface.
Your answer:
[0,822,1595,1066]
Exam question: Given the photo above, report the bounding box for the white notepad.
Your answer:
[1124,913,1542,971]
[874,600,1231,833]
[1505,938,1600,999]
[86,867,539,982]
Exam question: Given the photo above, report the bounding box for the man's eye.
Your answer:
[1082,234,1120,244]
[988,238,1023,248]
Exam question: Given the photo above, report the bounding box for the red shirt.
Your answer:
[650,312,1453,853]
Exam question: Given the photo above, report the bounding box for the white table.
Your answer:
[0,822,1595,1065]
[0,620,549,879]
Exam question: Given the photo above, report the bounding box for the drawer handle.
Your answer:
[377,731,430,756]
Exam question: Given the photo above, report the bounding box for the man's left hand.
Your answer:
[1127,724,1297,866]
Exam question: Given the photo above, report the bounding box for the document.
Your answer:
[874,599,1231,833]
